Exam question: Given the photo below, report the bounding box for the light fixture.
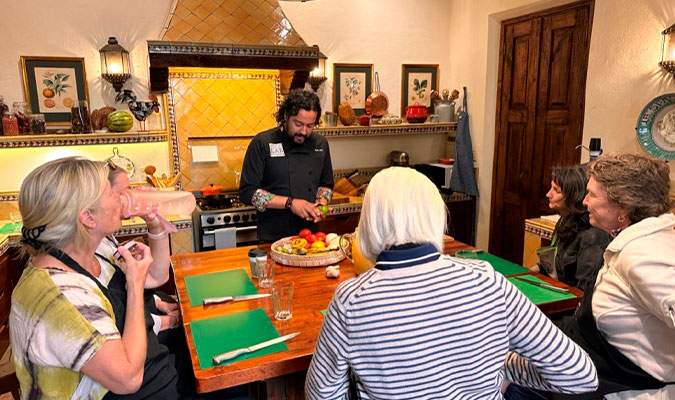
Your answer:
[307,52,327,92]
[659,23,675,76]
[100,37,131,92]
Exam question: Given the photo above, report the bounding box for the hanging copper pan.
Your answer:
[365,72,389,117]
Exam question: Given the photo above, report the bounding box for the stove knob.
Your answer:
[233,214,240,222]
[223,215,231,223]
[206,216,215,224]
[251,214,257,221]
[242,214,249,222]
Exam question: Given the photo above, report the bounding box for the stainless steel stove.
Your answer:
[191,192,258,251]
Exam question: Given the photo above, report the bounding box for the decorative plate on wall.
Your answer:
[636,93,675,160]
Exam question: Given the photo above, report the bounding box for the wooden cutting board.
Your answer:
[329,192,350,205]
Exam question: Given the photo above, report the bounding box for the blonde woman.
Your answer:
[306,167,597,400]
[10,157,178,399]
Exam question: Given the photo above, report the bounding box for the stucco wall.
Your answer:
[446,0,675,249]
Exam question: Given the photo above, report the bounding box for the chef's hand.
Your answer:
[290,199,324,223]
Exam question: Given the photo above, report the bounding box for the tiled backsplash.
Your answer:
[168,67,281,192]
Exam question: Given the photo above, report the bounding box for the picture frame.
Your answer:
[332,63,373,116]
[20,56,89,126]
[401,64,439,115]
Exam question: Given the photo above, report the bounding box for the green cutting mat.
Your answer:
[190,308,287,369]
[456,252,529,276]
[185,269,258,306]
[507,275,576,304]
[0,223,19,234]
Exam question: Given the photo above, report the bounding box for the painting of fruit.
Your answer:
[42,88,55,98]
[62,97,75,108]
[43,99,55,108]
[42,72,71,97]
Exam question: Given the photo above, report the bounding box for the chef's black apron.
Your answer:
[550,279,672,399]
[48,248,178,399]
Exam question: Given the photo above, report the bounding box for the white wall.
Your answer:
[281,0,455,169]
[446,0,675,249]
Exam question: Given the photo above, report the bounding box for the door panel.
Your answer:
[489,1,593,264]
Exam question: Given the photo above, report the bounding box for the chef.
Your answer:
[239,90,334,243]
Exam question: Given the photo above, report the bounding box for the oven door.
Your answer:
[202,225,257,250]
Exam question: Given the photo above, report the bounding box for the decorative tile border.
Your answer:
[0,194,17,202]
[148,41,322,59]
[316,122,457,138]
[524,224,554,240]
[116,220,192,237]
[0,131,169,149]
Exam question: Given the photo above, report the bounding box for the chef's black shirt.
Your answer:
[239,126,334,242]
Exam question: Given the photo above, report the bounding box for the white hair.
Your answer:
[357,167,447,261]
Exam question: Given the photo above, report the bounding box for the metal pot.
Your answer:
[200,183,222,196]
[388,150,410,167]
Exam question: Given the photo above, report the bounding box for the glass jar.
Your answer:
[12,101,30,134]
[71,100,92,133]
[0,96,8,135]
[29,113,46,134]
[2,111,19,135]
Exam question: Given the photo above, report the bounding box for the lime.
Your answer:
[317,204,329,214]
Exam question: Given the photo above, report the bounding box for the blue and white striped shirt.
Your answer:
[305,244,598,399]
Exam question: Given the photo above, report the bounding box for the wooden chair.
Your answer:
[0,251,20,399]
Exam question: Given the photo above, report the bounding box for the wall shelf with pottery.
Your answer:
[315,121,457,138]
[0,130,169,149]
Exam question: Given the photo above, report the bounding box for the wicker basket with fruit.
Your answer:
[270,230,345,267]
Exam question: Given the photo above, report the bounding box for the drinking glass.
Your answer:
[272,281,294,321]
[257,258,275,288]
[9,212,21,232]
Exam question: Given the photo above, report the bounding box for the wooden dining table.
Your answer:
[171,238,582,396]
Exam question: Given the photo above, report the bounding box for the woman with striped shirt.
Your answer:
[305,167,598,400]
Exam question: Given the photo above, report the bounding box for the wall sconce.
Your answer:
[100,37,131,92]
[307,53,327,92]
[659,23,675,76]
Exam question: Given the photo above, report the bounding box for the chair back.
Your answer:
[0,250,21,399]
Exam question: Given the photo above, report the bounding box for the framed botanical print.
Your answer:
[20,56,89,126]
[401,64,439,115]
[333,63,373,116]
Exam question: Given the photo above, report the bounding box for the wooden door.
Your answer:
[489,1,593,264]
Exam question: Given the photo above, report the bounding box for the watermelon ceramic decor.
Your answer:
[107,111,134,132]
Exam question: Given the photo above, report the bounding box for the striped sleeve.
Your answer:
[499,273,598,394]
[305,281,354,400]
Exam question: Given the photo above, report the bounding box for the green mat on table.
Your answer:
[185,268,258,306]
[456,251,529,277]
[0,223,19,234]
[507,275,576,304]
[190,308,286,369]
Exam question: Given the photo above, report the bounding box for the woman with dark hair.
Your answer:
[507,153,675,399]
[537,164,610,289]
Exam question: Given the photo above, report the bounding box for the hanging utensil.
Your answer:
[365,72,389,117]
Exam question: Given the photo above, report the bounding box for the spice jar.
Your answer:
[2,111,19,135]
[0,96,8,135]
[71,100,92,133]
[12,102,30,134]
[30,113,46,134]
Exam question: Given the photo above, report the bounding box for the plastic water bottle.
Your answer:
[120,189,196,219]
[589,138,602,162]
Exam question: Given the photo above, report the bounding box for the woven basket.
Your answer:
[270,237,345,267]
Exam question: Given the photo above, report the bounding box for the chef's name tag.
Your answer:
[269,143,285,157]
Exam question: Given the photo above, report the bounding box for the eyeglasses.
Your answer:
[105,159,118,171]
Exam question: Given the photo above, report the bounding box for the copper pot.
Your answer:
[406,102,428,123]
[365,72,389,117]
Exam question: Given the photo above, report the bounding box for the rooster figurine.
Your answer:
[115,90,160,131]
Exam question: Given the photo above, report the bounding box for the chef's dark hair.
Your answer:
[276,90,321,125]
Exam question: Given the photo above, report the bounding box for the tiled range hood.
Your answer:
[147,0,324,92]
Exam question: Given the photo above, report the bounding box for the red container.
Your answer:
[405,102,428,123]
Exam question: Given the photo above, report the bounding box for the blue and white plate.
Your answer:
[636,93,675,160]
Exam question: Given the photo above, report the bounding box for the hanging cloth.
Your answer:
[449,87,478,196]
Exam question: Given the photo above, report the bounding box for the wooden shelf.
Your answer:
[0,130,169,148]
[315,122,457,138]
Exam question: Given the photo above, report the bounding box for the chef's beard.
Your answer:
[293,134,307,144]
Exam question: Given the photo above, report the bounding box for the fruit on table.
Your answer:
[314,232,327,242]
[306,234,317,244]
[299,229,312,239]
[311,241,326,249]
[107,110,134,132]
[291,238,307,249]
[325,233,338,243]
[317,204,329,215]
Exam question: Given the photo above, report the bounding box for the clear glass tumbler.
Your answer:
[257,258,275,288]
[272,281,294,321]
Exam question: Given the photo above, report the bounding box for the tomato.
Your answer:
[304,242,312,249]
[299,228,312,238]
[314,232,327,242]
[306,234,317,244]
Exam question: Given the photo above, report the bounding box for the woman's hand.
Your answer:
[116,242,153,290]
[155,298,179,314]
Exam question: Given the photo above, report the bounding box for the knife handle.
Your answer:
[213,347,250,364]
[203,296,233,305]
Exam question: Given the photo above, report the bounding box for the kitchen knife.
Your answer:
[202,293,270,306]
[212,332,300,364]
[514,277,569,294]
